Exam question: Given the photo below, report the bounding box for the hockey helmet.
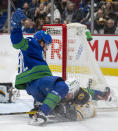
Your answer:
[34,30,52,44]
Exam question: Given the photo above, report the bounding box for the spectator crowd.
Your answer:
[0,0,118,34]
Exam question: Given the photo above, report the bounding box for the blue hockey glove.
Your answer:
[11,8,26,28]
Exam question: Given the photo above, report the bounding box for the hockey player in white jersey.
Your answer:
[30,79,110,125]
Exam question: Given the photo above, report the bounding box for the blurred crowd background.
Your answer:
[0,0,118,34]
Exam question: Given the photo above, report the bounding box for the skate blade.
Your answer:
[28,117,46,126]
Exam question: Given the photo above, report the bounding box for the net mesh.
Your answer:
[44,23,108,90]
[66,23,108,91]
[44,23,118,109]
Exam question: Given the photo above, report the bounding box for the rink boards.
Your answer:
[0,34,118,83]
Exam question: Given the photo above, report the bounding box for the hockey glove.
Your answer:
[11,8,26,28]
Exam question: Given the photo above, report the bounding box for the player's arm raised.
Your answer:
[10,8,28,51]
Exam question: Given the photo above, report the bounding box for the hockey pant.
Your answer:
[26,76,69,115]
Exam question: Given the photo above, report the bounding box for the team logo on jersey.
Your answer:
[0,89,5,96]
[78,93,85,100]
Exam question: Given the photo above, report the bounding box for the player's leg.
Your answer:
[39,78,69,115]
[26,76,69,125]
[65,80,110,101]
[84,87,110,101]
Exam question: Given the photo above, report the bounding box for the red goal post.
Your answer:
[43,24,67,80]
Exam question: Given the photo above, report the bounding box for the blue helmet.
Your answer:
[34,30,52,44]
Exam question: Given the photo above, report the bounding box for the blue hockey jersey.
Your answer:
[10,28,52,89]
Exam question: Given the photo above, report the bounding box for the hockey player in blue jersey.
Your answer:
[10,9,111,125]
[10,9,69,124]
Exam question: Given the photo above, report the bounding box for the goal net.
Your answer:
[43,23,118,109]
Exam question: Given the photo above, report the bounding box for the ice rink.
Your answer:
[0,76,118,131]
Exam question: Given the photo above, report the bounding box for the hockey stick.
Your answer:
[0,111,59,122]
[10,0,16,11]
[0,110,37,116]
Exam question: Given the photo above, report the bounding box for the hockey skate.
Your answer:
[29,110,47,126]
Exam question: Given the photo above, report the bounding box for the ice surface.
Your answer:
[0,76,118,131]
